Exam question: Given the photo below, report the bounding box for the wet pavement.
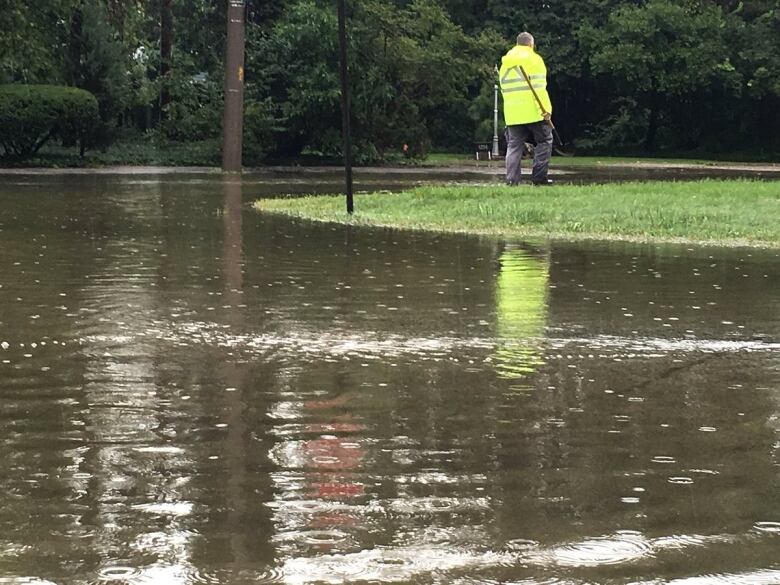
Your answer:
[0,171,778,584]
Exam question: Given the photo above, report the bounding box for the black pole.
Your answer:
[337,0,354,214]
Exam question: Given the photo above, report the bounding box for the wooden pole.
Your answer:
[517,64,564,147]
[222,0,246,173]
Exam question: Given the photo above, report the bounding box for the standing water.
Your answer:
[0,172,778,584]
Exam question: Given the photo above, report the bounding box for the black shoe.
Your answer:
[532,178,553,186]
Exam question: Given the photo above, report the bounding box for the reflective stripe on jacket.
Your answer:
[499,45,552,126]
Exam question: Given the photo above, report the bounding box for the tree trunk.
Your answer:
[31,128,56,155]
[160,0,173,117]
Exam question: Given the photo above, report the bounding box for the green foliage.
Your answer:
[243,98,283,162]
[582,0,728,96]
[579,0,737,150]
[160,70,223,141]
[171,0,227,74]
[247,0,340,157]
[0,84,99,157]
[0,0,72,83]
[729,4,780,97]
[2,0,780,164]
[248,0,494,161]
[67,0,132,149]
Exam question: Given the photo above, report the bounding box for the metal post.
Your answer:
[222,0,246,173]
[492,69,500,158]
[337,0,354,214]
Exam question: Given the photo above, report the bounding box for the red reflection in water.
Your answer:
[302,396,366,532]
[303,437,363,471]
[303,422,365,434]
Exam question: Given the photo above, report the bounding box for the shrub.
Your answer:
[0,85,99,158]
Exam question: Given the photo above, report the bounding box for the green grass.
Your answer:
[255,180,780,247]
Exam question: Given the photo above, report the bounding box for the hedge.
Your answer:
[0,85,100,158]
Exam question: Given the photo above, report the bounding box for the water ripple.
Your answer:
[0,579,58,585]
[668,476,695,485]
[753,521,780,534]
[526,531,654,567]
[638,570,780,584]
[273,529,350,547]
[504,538,541,552]
[547,335,780,354]
[388,496,491,515]
[281,545,512,584]
[131,501,193,516]
[651,456,678,464]
[653,533,716,551]
[96,566,140,581]
[79,327,780,364]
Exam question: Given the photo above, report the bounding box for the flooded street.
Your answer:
[0,171,779,584]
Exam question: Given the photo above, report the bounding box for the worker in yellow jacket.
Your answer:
[499,32,554,186]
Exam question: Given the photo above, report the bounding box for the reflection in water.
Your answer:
[0,173,779,584]
[220,177,252,572]
[72,179,198,584]
[493,245,550,379]
[268,383,368,559]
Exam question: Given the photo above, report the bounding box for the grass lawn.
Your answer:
[255,179,780,247]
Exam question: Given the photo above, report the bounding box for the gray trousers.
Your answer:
[505,122,553,184]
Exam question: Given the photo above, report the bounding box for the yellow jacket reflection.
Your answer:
[494,247,549,378]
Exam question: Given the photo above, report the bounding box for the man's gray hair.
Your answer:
[517,32,534,47]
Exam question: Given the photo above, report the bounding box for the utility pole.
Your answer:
[337,0,354,214]
[222,0,246,173]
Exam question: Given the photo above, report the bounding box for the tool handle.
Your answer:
[517,65,552,122]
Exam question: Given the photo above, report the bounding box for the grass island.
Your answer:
[256,179,780,248]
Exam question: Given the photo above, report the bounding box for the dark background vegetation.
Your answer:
[1,0,779,164]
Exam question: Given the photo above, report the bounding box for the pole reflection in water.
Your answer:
[220,177,251,570]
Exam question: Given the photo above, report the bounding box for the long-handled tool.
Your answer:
[517,65,570,154]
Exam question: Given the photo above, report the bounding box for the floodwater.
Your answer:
[0,171,779,585]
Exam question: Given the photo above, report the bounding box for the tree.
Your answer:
[351,0,493,155]
[246,0,340,157]
[724,0,780,148]
[0,0,73,83]
[247,0,493,160]
[580,0,735,150]
[66,0,130,146]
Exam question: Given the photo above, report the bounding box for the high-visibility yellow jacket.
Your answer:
[499,45,552,126]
